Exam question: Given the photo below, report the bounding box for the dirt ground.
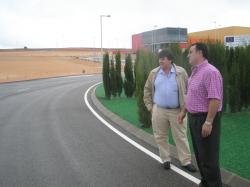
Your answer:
[0,49,102,83]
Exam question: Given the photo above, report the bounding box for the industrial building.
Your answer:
[132,27,188,53]
[132,26,250,53]
[188,26,250,47]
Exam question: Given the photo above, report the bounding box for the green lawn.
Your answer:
[96,84,250,180]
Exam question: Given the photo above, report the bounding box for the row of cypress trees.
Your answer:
[206,42,250,113]
[102,51,135,99]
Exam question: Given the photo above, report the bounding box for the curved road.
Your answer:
[0,75,194,187]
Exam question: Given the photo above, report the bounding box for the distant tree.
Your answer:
[115,51,123,96]
[135,49,158,128]
[207,42,227,111]
[228,47,241,112]
[245,46,250,108]
[169,43,182,66]
[124,54,135,97]
[110,58,117,97]
[102,52,111,99]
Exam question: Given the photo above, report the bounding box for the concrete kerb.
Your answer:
[90,85,250,187]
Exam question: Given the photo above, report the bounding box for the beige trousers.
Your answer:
[152,104,191,166]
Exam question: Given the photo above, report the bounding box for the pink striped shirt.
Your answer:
[186,60,223,113]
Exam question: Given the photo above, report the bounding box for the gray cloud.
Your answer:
[0,0,249,48]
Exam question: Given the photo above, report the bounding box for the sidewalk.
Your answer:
[90,85,250,187]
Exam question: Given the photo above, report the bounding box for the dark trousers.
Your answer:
[188,112,222,187]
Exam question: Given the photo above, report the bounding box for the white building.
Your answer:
[224,35,250,48]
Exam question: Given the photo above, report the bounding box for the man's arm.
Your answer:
[143,72,153,112]
[202,98,221,137]
[205,98,221,125]
[177,69,188,124]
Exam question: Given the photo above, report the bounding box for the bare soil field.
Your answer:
[0,49,102,83]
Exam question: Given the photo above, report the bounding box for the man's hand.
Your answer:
[202,122,213,138]
[177,111,186,124]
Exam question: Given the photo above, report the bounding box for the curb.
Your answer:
[90,85,250,187]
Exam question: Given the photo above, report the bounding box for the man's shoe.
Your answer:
[182,163,197,172]
[163,161,170,170]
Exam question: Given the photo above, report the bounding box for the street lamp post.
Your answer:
[100,15,111,61]
[218,24,222,42]
[214,21,217,41]
[152,25,158,52]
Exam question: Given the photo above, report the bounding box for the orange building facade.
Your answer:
[188,26,250,44]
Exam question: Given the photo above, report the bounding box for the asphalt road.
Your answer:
[0,75,195,187]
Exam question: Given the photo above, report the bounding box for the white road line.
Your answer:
[63,74,95,78]
[17,88,30,92]
[84,82,201,185]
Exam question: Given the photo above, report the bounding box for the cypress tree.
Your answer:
[238,46,247,110]
[207,41,225,72]
[228,47,241,112]
[207,42,227,111]
[133,50,140,97]
[124,54,135,97]
[244,46,250,109]
[115,51,123,96]
[182,48,191,76]
[110,58,117,98]
[222,47,230,112]
[135,49,158,128]
[169,43,182,66]
[102,52,111,99]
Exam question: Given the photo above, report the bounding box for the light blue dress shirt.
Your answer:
[153,66,180,108]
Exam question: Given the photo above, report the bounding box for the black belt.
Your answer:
[188,112,207,116]
[156,105,180,110]
[188,112,221,117]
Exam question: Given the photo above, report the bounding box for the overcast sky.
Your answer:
[0,0,249,49]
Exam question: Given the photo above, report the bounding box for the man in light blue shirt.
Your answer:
[144,49,196,172]
[153,66,179,109]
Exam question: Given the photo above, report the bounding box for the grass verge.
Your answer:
[96,83,250,180]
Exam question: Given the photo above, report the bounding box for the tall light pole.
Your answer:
[178,27,181,42]
[100,15,111,61]
[214,21,217,41]
[218,24,222,42]
[152,25,158,52]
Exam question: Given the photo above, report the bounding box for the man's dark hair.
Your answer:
[158,49,174,62]
[191,42,208,59]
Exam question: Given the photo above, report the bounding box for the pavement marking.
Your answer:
[17,88,30,92]
[62,74,94,78]
[84,82,201,185]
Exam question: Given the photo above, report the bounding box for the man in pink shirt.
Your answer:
[178,43,223,187]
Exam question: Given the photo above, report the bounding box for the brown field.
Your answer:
[0,49,102,83]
